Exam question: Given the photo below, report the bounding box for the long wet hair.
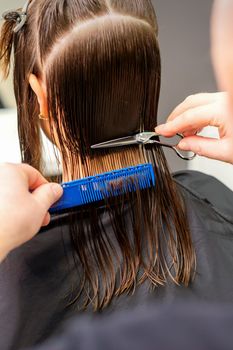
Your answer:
[0,0,196,310]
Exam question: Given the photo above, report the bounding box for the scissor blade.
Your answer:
[91,135,138,149]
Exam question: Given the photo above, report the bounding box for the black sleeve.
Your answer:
[27,303,233,350]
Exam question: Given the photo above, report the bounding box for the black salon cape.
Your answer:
[1,170,233,350]
[29,302,233,350]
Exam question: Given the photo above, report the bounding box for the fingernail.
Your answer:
[51,184,63,197]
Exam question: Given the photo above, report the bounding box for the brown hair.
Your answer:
[0,0,196,310]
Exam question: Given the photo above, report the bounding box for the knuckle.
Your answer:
[0,162,12,169]
[185,94,195,104]
[221,141,230,159]
[42,185,55,205]
[194,92,205,98]
[19,163,32,171]
[0,163,16,177]
[196,145,203,156]
[182,112,194,128]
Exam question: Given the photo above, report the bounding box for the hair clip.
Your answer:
[2,0,30,33]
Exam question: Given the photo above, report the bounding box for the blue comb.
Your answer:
[49,163,155,214]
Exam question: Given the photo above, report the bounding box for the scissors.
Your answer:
[91,132,196,161]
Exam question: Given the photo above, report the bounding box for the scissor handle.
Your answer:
[173,134,196,160]
[149,133,196,161]
[172,146,196,161]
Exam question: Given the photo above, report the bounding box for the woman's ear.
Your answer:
[29,74,55,144]
[29,74,48,117]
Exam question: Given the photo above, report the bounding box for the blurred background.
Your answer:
[1,0,233,188]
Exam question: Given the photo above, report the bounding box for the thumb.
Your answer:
[32,183,63,212]
[178,135,231,162]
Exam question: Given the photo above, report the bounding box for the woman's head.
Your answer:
[1,0,160,180]
[0,0,195,310]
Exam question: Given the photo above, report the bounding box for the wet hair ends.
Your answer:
[0,0,196,310]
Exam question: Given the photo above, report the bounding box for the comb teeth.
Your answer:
[50,164,155,214]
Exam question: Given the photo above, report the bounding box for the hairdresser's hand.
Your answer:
[155,92,233,163]
[0,163,63,262]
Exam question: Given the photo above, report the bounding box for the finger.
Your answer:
[182,128,202,137]
[18,164,48,191]
[42,213,51,227]
[32,183,63,213]
[155,105,222,137]
[178,135,231,162]
[167,93,220,122]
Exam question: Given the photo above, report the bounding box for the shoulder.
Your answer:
[173,170,233,223]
